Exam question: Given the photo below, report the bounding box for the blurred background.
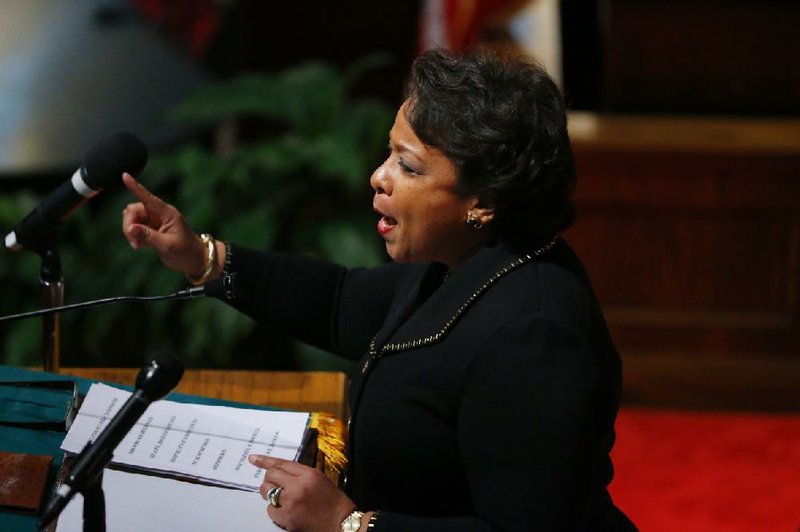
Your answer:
[1,0,798,409]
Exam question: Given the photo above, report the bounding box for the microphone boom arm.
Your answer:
[0,273,236,324]
[0,290,202,324]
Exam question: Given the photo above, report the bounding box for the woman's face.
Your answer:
[370,103,491,270]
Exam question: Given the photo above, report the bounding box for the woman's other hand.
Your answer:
[121,172,208,277]
[248,454,365,531]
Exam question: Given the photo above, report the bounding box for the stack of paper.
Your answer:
[56,468,282,532]
[61,383,310,491]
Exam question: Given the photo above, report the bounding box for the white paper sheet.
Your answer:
[56,468,280,532]
[61,383,309,490]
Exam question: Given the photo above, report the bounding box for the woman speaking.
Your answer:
[121,49,636,531]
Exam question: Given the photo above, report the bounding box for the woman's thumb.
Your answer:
[127,223,160,250]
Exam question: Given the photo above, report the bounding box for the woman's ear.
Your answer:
[467,196,495,227]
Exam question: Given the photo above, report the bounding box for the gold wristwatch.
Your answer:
[341,510,365,532]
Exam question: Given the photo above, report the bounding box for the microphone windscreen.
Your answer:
[135,350,185,401]
[82,131,148,189]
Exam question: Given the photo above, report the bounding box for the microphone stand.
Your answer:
[39,243,64,373]
[82,470,106,532]
[38,352,184,531]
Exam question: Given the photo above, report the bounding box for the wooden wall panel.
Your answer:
[566,114,800,410]
[600,0,800,114]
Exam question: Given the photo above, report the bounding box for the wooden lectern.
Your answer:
[60,367,348,419]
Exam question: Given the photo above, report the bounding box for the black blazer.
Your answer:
[224,238,635,531]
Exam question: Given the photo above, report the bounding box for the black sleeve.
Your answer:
[373,317,605,531]
[220,244,400,359]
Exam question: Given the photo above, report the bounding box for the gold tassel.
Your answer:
[309,412,347,484]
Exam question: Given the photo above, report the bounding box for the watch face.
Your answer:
[343,511,364,532]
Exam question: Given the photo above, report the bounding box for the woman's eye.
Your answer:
[398,158,417,174]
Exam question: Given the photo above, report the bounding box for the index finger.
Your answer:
[122,172,170,216]
[248,454,287,469]
[248,455,304,473]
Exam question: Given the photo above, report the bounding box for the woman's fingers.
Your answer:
[251,456,304,506]
[250,454,355,531]
[249,454,282,470]
[121,172,169,251]
[122,202,149,227]
[249,455,307,476]
[121,172,197,265]
[122,203,151,249]
[263,466,300,489]
[122,204,165,250]
[259,480,279,501]
[122,172,172,219]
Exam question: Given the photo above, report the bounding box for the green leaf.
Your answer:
[318,219,384,268]
[1,320,41,366]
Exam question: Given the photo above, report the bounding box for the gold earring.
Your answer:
[466,213,483,230]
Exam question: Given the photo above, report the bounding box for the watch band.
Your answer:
[367,511,379,529]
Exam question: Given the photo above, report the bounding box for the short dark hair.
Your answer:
[405,49,576,245]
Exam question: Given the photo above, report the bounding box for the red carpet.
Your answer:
[610,408,800,531]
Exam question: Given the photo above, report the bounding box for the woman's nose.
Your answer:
[370,161,391,195]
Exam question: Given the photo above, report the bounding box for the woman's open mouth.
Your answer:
[377,215,398,236]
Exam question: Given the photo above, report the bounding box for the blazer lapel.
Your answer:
[377,242,527,354]
[371,262,443,348]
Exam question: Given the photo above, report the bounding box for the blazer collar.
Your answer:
[372,238,558,354]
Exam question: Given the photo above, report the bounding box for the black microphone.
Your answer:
[38,351,184,529]
[5,131,147,255]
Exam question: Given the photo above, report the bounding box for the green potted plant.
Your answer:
[1,56,394,371]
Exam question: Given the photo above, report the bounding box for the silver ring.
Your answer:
[267,485,283,508]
